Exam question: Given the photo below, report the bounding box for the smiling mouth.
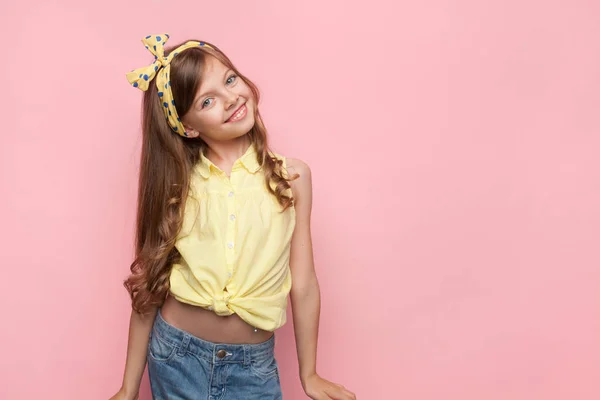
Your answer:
[226,103,248,123]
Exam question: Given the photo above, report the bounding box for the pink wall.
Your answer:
[2,1,599,399]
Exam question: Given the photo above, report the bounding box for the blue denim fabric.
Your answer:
[147,309,282,400]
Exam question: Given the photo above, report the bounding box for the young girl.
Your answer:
[110,33,357,400]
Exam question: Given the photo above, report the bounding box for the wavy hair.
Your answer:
[124,39,298,314]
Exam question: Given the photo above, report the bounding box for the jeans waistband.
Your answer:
[152,308,275,365]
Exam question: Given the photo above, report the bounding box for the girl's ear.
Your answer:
[182,123,200,138]
[185,130,200,138]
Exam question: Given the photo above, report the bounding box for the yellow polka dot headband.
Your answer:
[126,33,213,137]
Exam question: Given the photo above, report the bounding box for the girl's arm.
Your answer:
[287,159,356,400]
[110,307,157,400]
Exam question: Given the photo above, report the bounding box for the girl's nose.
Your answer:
[225,90,239,107]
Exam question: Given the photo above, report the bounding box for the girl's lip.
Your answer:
[226,103,247,122]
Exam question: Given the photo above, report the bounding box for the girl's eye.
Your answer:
[201,74,238,109]
[226,74,237,85]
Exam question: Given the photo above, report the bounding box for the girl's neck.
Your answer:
[204,135,252,172]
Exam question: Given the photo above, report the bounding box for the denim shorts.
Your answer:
[147,309,282,400]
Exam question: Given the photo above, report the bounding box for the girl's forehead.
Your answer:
[201,55,228,75]
[194,56,231,97]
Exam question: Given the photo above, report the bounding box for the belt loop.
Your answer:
[243,345,250,367]
[177,334,191,357]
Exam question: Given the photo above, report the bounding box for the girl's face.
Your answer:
[181,55,255,142]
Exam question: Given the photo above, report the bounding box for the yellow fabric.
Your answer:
[125,33,213,137]
[169,143,296,332]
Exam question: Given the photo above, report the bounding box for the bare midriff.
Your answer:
[160,294,274,344]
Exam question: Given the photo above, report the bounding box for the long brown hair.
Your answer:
[124,39,298,315]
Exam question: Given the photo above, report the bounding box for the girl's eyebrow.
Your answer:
[195,68,232,103]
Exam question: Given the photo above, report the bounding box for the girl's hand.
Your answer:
[108,387,139,400]
[302,373,357,400]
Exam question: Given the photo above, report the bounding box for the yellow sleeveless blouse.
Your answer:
[169,143,296,332]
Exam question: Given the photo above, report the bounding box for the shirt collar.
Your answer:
[197,143,260,179]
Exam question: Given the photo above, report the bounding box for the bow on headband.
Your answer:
[126,33,213,137]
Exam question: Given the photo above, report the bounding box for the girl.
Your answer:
[110,33,357,400]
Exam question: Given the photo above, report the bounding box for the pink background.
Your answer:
[2,1,599,399]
